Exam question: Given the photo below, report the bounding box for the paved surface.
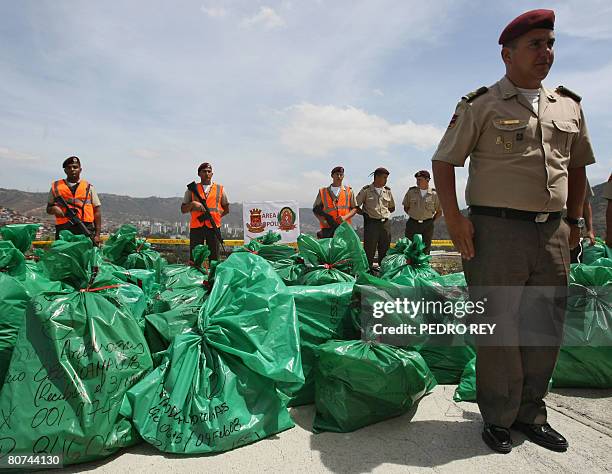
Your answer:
[54,385,611,473]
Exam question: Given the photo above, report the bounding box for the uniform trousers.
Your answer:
[405,218,435,254]
[462,214,570,428]
[363,216,391,268]
[190,227,221,262]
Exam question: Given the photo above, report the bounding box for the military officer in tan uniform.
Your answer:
[402,170,441,254]
[432,9,595,454]
[356,167,395,270]
[605,174,612,248]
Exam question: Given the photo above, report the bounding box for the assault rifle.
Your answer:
[313,204,340,233]
[186,181,226,254]
[53,194,94,241]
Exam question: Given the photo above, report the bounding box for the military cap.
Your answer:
[371,167,390,177]
[331,166,344,174]
[415,170,431,179]
[498,9,555,45]
[62,156,81,168]
[197,162,213,173]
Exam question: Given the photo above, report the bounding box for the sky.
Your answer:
[1,0,611,209]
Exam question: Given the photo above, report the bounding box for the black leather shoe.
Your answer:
[482,423,512,453]
[512,422,568,452]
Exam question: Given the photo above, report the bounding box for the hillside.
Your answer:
[0,181,608,239]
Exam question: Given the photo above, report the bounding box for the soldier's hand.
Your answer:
[568,226,581,250]
[339,215,348,222]
[50,206,65,218]
[446,214,475,260]
[586,230,596,246]
[192,202,205,212]
[93,235,101,246]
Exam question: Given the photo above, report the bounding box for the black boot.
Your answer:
[482,423,512,453]
[512,422,568,452]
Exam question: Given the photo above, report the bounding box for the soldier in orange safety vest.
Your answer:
[181,162,230,262]
[46,156,102,245]
[312,166,358,239]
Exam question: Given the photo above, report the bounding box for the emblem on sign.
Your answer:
[246,208,266,233]
[278,207,297,231]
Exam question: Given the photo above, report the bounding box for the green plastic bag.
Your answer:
[453,357,476,402]
[351,271,475,384]
[553,263,612,388]
[281,283,355,406]
[235,233,306,285]
[297,223,368,286]
[380,236,439,285]
[162,244,210,290]
[0,223,40,253]
[0,238,63,297]
[0,270,29,388]
[144,285,209,364]
[313,339,436,433]
[121,252,304,454]
[236,232,296,262]
[579,238,612,265]
[269,256,308,286]
[0,236,154,465]
[103,225,167,282]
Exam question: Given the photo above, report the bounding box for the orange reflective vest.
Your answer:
[190,183,224,229]
[52,179,95,225]
[317,186,353,229]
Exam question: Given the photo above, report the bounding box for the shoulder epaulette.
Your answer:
[361,185,369,190]
[462,86,489,103]
[384,186,391,190]
[431,188,436,191]
[409,186,417,190]
[556,85,582,103]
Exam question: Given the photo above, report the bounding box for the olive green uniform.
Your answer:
[402,186,440,254]
[432,76,596,428]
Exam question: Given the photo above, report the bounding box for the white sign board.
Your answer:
[242,200,301,243]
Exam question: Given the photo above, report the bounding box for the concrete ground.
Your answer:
[54,386,611,474]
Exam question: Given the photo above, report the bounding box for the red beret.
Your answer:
[197,162,213,172]
[499,9,555,45]
[62,156,81,168]
[372,167,390,177]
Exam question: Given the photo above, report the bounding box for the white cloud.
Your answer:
[241,6,285,30]
[0,146,39,162]
[200,6,228,19]
[132,148,161,159]
[373,89,384,97]
[280,104,444,156]
[554,0,612,40]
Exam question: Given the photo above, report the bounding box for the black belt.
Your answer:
[408,217,433,224]
[365,215,388,222]
[469,206,561,223]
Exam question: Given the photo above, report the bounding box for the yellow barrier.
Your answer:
[33,238,455,248]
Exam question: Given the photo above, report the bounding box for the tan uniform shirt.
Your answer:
[356,184,395,219]
[402,186,440,220]
[182,184,229,208]
[604,178,612,200]
[47,181,101,207]
[313,185,358,208]
[432,76,596,212]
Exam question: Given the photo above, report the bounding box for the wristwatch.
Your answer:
[565,216,585,229]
